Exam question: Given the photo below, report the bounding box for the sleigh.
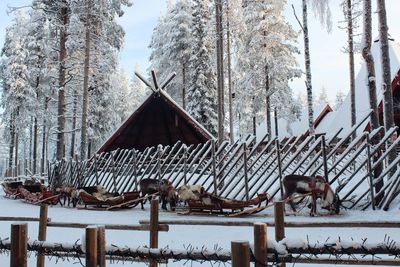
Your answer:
[78,189,141,209]
[17,185,60,205]
[186,192,269,214]
[2,181,23,199]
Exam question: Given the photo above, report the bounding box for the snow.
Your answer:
[256,104,330,141]
[324,39,400,138]
[1,190,400,266]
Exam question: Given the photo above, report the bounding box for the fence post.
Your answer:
[253,223,267,267]
[86,226,98,267]
[321,135,329,183]
[274,201,285,267]
[94,154,99,186]
[111,154,117,194]
[231,241,250,267]
[37,204,48,267]
[243,142,249,200]
[366,135,375,210]
[11,223,27,267]
[157,145,162,180]
[276,139,284,199]
[97,225,106,267]
[150,198,159,267]
[183,146,188,185]
[211,140,218,195]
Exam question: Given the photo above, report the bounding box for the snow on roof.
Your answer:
[256,104,330,141]
[325,39,400,138]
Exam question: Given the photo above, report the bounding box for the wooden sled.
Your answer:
[17,185,60,205]
[186,192,269,214]
[107,192,159,211]
[2,181,23,199]
[79,190,141,209]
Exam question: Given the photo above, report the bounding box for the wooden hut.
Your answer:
[97,89,215,153]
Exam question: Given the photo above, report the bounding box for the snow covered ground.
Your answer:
[0,191,399,266]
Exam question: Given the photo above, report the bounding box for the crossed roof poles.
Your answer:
[135,69,176,94]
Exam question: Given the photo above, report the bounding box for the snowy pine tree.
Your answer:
[187,0,218,136]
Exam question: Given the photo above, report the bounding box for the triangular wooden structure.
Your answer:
[97,71,214,152]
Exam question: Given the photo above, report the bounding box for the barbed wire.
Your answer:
[0,236,399,266]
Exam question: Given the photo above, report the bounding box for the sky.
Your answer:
[1,0,400,104]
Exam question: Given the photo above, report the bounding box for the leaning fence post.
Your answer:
[231,240,250,267]
[86,226,98,267]
[321,135,329,182]
[11,223,27,267]
[97,225,106,267]
[37,204,48,267]
[183,145,188,185]
[150,198,159,267]
[366,135,376,210]
[253,223,267,267]
[211,140,218,195]
[243,142,249,200]
[274,201,285,267]
[275,139,284,199]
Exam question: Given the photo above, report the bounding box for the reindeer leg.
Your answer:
[310,194,316,217]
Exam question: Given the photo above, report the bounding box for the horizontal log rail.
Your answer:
[0,216,168,231]
[46,221,168,231]
[139,219,400,228]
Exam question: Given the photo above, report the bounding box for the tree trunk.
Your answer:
[56,1,69,160]
[302,0,314,135]
[265,66,271,137]
[215,0,225,143]
[377,0,395,132]
[29,117,33,170]
[80,0,91,160]
[182,64,186,109]
[33,117,38,174]
[347,0,356,132]
[226,3,234,143]
[8,114,15,170]
[41,97,48,175]
[362,0,383,204]
[15,133,19,176]
[70,87,77,159]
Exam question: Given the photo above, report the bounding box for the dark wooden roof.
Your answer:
[97,90,215,153]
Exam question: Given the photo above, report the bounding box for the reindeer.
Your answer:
[56,184,79,207]
[282,174,341,216]
[139,178,177,211]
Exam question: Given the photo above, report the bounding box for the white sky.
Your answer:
[1,0,400,104]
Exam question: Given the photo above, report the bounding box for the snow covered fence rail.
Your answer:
[1,229,400,266]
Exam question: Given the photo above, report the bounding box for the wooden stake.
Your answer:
[274,201,285,267]
[231,241,250,267]
[37,205,48,267]
[11,223,27,267]
[243,143,249,200]
[150,198,159,267]
[97,225,106,267]
[85,226,98,267]
[254,223,267,267]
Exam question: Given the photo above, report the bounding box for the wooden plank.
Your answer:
[46,222,168,231]
[139,220,400,228]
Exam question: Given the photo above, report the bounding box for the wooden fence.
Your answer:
[9,112,400,210]
[1,201,400,266]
